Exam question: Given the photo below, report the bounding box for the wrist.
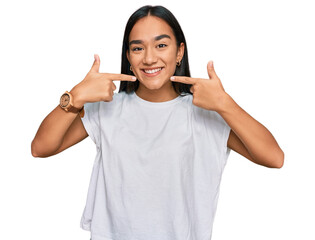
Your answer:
[216,93,236,115]
[70,87,85,109]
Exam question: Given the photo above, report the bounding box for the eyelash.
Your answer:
[132,47,143,52]
[131,44,167,52]
[157,44,167,48]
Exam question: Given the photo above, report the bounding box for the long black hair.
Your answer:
[118,5,192,96]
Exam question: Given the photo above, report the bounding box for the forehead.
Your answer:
[129,16,175,41]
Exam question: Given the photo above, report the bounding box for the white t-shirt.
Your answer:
[80,91,231,240]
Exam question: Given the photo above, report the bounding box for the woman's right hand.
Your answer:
[70,54,136,108]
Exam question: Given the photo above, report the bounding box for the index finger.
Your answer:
[170,76,197,84]
[108,73,137,82]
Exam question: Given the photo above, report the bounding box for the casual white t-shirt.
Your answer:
[80,91,231,240]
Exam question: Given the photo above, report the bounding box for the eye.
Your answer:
[132,47,143,52]
[157,44,167,48]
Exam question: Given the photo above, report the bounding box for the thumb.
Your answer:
[207,60,217,80]
[90,54,100,73]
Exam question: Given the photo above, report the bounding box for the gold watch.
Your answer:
[59,91,84,117]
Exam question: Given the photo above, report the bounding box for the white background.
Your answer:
[1,0,314,239]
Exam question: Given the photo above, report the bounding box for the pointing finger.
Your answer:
[108,73,137,82]
[170,76,197,84]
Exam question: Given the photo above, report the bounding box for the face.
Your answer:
[127,16,184,92]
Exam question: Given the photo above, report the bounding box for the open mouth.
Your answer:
[141,67,163,76]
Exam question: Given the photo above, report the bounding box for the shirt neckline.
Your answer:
[132,91,183,107]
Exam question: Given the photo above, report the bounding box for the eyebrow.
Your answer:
[129,34,171,46]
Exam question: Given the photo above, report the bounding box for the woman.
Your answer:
[31,5,284,240]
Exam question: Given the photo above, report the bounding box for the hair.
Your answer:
[118,5,192,96]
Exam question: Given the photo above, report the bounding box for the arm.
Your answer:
[170,61,284,168]
[221,95,284,168]
[31,54,137,158]
[31,106,88,158]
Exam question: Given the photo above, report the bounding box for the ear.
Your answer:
[176,42,185,62]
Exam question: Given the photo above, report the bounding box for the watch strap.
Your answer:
[68,105,85,118]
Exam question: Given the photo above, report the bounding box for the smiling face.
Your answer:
[127,16,184,99]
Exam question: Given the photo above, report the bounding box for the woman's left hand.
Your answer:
[170,61,228,112]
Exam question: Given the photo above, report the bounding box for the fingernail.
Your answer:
[132,76,137,80]
[170,76,175,80]
[208,61,213,68]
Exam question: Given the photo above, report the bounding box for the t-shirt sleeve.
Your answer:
[207,110,231,167]
[81,102,101,148]
[212,111,231,153]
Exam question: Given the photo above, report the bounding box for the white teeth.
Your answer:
[144,68,162,74]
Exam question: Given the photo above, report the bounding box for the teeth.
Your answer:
[144,68,162,74]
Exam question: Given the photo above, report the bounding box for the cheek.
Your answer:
[129,54,140,65]
[165,49,178,64]
[165,54,178,71]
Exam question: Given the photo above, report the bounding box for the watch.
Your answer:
[59,91,84,117]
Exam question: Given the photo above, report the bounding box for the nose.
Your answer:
[142,47,157,65]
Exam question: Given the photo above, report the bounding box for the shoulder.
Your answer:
[97,91,129,108]
[83,92,127,114]
[113,91,129,101]
[189,99,227,127]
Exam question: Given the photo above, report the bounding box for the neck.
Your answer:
[135,83,179,102]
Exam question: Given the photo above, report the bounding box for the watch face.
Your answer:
[60,93,70,108]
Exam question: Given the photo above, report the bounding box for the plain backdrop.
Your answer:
[1,0,314,239]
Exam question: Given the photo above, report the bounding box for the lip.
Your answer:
[141,67,164,77]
